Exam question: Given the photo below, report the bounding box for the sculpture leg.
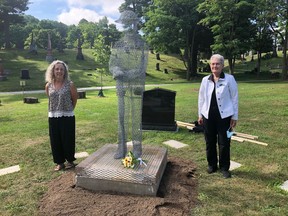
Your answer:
[131,86,143,158]
[114,81,127,159]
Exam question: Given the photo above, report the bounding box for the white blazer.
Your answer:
[198,72,238,120]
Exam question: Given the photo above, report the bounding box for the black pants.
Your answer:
[49,116,76,164]
[203,111,231,171]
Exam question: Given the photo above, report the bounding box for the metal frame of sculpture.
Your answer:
[109,11,149,159]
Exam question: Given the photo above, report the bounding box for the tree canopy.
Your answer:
[1,0,288,79]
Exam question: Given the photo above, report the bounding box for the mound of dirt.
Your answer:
[38,157,198,216]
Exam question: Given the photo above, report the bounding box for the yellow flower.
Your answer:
[121,151,140,169]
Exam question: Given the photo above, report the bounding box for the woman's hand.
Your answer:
[230,119,237,128]
[198,117,203,125]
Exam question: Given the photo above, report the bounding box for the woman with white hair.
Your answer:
[45,60,78,171]
[198,54,238,178]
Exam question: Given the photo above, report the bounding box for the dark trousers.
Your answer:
[49,116,76,164]
[203,111,231,171]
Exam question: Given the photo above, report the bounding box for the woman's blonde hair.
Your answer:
[45,60,70,83]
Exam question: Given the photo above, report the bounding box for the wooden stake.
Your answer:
[231,136,245,142]
[237,137,268,146]
[176,121,195,128]
[234,132,258,140]
[177,120,267,146]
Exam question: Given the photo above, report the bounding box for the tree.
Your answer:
[119,0,152,29]
[78,19,98,49]
[144,0,211,79]
[0,0,29,49]
[92,34,111,97]
[251,0,274,77]
[264,0,288,80]
[66,18,120,49]
[198,0,255,74]
[66,26,83,48]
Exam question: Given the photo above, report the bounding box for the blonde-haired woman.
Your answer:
[45,60,78,171]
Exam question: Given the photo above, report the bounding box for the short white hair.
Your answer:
[45,60,70,83]
[210,54,224,66]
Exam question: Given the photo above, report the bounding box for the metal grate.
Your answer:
[78,144,166,185]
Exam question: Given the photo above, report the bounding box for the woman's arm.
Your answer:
[45,83,49,96]
[70,82,78,109]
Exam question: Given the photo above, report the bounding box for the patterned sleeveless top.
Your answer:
[47,80,74,118]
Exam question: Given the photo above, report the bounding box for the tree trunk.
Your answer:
[4,20,11,49]
[257,52,262,78]
[282,5,288,80]
[272,36,278,57]
[228,58,234,74]
[186,27,198,80]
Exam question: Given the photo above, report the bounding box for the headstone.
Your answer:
[156,53,160,60]
[0,63,7,81]
[156,63,160,71]
[142,88,177,131]
[46,33,53,62]
[280,180,288,191]
[76,33,84,60]
[163,140,188,149]
[0,165,20,176]
[23,97,38,103]
[21,69,30,79]
[77,91,86,99]
[29,32,38,54]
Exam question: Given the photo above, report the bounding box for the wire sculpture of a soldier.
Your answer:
[109,11,149,159]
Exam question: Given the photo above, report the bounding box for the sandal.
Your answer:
[65,162,76,169]
[54,163,65,171]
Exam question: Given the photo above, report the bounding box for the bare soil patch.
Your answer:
[39,157,198,216]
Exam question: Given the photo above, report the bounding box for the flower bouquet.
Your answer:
[122,151,147,169]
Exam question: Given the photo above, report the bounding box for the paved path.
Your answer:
[0,84,169,95]
[0,86,114,95]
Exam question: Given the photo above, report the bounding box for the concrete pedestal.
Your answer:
[75,144,167,196]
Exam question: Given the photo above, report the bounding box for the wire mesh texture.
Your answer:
[109,11,149,159]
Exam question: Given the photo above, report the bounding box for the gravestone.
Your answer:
[21,69,30,79]
[46,33,53,62]
[76,33,84,60]
[142,88,177,131]
[156,63,160,71]
[23,97,38,104]
[156,53,160,60]
[0,63,7,81]
[77,91,86,99]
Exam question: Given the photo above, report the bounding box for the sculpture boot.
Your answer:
[132,141,142,158]
[114,143,127,159]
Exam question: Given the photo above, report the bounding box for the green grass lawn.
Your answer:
[0,81,288,215]
[0,49,288,215]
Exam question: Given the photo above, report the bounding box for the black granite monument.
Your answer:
[142,88,177,131]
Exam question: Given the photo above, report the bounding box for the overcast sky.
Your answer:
[25,0,125,26]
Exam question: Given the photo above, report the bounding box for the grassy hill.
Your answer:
[0,49,284,92]
[0,49,188,92]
